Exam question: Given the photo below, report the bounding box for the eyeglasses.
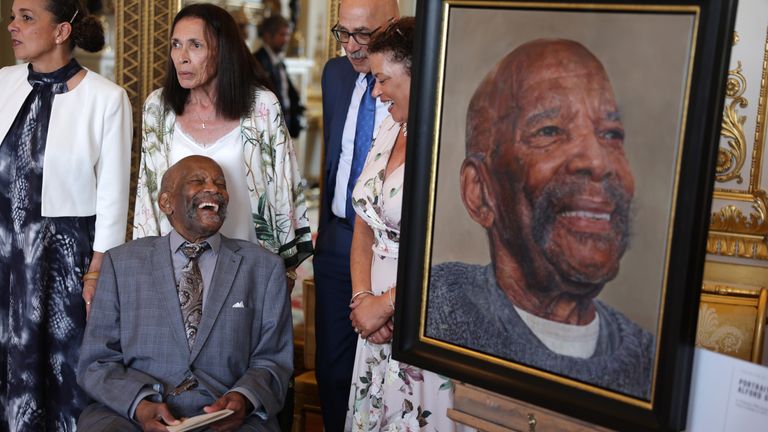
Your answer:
[331,24,382,45]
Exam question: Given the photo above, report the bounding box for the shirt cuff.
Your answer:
[228,387,265,420]
[129,386,162,420]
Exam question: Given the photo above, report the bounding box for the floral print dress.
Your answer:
[346,116,457,431]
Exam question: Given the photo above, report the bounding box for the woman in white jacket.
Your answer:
[0,0,131,430]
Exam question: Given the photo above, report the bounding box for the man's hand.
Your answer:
[203,391,252,432]
[135,400,180,432]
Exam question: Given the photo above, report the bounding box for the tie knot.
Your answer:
[365,73,375,89]
[180,242,210,260]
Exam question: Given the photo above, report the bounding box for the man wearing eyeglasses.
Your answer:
[313,0,399,430]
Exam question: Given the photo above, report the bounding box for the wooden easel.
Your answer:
[448,383,613,432]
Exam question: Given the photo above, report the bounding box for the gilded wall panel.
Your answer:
[708,0,768,262]
[115,0,179,233]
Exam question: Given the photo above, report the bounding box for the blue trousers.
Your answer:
[313,217,358,432]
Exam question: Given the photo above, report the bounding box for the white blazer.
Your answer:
[0,63,132,252]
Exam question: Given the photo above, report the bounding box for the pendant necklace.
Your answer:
[195,108,213,129]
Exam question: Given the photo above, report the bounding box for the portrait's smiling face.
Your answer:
[490,50,635,295]
[170,17,216,90]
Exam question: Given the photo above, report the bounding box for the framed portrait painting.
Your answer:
[393,0,738,430]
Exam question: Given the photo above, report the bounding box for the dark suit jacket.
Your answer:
[254,47,304,138]
[319,56,358,229]
[314,56,360,276]
[77,235,293,429]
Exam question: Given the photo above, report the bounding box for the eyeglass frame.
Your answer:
[330,24,382,45]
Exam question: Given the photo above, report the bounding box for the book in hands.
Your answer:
[165,409,234,432]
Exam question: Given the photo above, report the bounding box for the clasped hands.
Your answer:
[135,391,251,432]
[349,289,395,344]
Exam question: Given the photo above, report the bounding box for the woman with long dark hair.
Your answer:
[0,0,132,429]
[133,3,312,275]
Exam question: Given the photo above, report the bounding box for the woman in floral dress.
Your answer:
[133,3,312,272]
[346,17,460,431]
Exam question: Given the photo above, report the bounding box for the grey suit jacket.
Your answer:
[77,234,293,428]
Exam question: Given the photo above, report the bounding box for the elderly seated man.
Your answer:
[77,155,292,431]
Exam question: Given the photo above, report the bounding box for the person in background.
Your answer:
[313,0,399,430]
[0,0,132,429]
[346,17,461,431]
[133,3,312,285]
[254,14,305,139]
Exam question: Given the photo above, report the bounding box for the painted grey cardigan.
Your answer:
[426,262,655,399]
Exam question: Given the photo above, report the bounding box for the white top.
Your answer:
[0,63,132,252]
[515,305,601,359]
[331,72,389,218]
[171,126,257,242]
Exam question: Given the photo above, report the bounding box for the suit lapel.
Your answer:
[190,237,242,362]
[151,237,190,353]
[325,60,359,205]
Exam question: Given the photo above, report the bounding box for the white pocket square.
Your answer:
[232,301,245,308]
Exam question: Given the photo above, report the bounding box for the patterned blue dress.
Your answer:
[0,61,92,431]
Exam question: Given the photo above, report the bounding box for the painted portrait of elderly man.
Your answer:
[425,38,656,400]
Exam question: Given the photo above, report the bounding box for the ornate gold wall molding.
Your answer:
[709,28,768,260]
[716,61,748,184]
[115,0,179,233]
[708,190,768,259]
[115,0,178,135]
[327,0,342,60]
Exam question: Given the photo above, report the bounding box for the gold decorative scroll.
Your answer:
[716,61,747,184]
